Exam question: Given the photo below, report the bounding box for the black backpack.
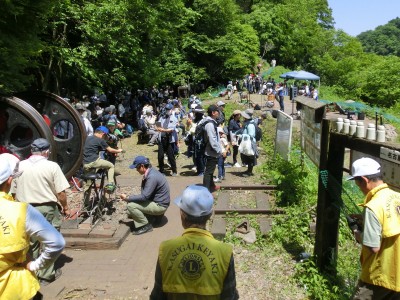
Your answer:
[255,125,262,141]
[194,120,216,151]
[223,125,230,142]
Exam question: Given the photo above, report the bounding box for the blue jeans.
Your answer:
[217,156,225,178]
[279,96,284,111]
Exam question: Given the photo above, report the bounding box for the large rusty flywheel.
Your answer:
[14,91,86,179]
[0,91,86,179]
[0,96,57,161]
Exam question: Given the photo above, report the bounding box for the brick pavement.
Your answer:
[41,174,200,299]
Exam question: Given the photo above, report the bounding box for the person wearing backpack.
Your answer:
[240,110,257,177]
[202,105,222,192]
[190,106,206,175]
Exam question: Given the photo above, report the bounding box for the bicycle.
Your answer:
[81,168,114,226]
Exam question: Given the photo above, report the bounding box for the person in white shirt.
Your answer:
[76,103,93,136]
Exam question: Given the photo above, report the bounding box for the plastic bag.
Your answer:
[238,134,254,156]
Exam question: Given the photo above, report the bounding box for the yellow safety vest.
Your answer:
[359,184,400,291]
[158,228,232,299]
[0,192,40,299]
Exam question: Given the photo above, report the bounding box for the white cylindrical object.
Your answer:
[366,124,376,140]
[356,121,365,138]
[343,119,350,134]
[336,118,343,133]
[377,125,386,142]
[349,120,357,136]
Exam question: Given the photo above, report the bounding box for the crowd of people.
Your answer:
[69,88,400,299]
[3,76,400,299]
[71,90,263,187]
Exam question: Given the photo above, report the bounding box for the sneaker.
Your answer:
[39,269,62,286]
[213,177,222,183]
[132,223,153,235]
[171,173,178,177]
[104,183,116,193]
[148,143,154,146]
[234,162,242,168]
[242,172,254,177]
[191,166,197,171]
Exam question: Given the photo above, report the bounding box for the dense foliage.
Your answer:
[1,0,400,110]
[358,18,400,56]
[257,119,361,299]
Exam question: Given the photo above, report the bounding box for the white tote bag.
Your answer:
[238,134,254,156]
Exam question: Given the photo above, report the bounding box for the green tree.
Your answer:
[310,30,364,87]
[182,0,259,83]
[248,0,334,69]
[37,0,191,94]
[349,55,400,107]
[0,0,55,94]
[357,18,400,57]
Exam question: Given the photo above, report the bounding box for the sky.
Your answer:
[328,0,400,36]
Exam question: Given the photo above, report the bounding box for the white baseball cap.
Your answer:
[0,153,22,177]
[174,185,214,217]
[0,156,13,185]
[348,157,381,180]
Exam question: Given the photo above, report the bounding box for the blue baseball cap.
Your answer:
[96,126,109,134]
[31,138,51,152]
[174,185,214,217]
[129,156,150,169]
[165,103,174,110]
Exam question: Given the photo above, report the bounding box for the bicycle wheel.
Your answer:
[97,173,113,218]
[83,184,101,224]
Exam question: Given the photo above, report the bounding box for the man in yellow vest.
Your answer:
[0,154,65,299]
[150,185,239,299]
[349,157,400,299]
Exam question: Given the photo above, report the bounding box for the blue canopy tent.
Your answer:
[279,70,320,89]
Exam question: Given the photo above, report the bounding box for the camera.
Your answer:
[346,215,362,232]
